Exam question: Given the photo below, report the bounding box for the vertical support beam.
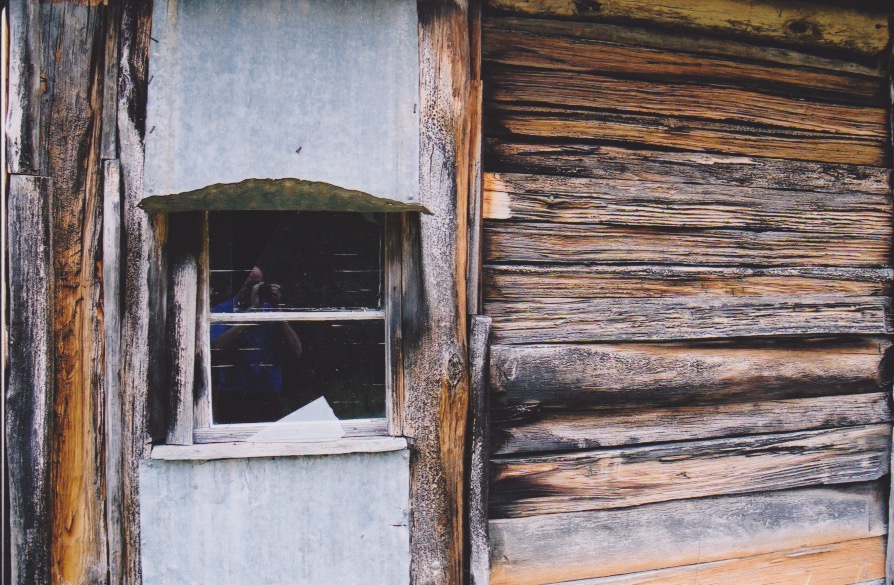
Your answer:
[194,213,212,431]
[886,44,894,585]
[469,316,492,585]
[117,0,156,582]
[6,175,54,585]
[467,0,483,315]
[406,1,472,583]
[4,0,41,174]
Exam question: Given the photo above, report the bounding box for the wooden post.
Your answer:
[469,316,493,585]
[4,0,41,174]
[405,1,472,583]
[6,175,54,585]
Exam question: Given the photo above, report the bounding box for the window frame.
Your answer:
[164,212,405,447]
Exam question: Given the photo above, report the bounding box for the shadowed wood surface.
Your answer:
[556,537,886,585]
[493,392,893,455]
[484,0,889,55]
[489,338,893,412]
[490,424,891,517]
[470,316,493,585]
[489,483,889,585]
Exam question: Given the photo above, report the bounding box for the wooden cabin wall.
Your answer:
[479,2,894,584]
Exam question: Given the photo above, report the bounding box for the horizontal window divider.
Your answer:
[209,309,385,322]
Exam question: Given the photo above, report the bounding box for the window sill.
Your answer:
[150,436,408,461]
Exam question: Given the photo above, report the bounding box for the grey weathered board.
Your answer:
[470,316,493,585]
[489,483,889,585]
[490,424,891,517]
[143,0,420,210]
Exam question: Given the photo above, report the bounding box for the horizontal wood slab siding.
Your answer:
[487,67,887,137]
[481,26,887,103]
[484,223,891,267]
[485,143,892,195]
[487,103,888,166]
[489,482,888,585]
[484,266,893,301]
[490,424,891,517]
[493,392,892,455]
[489,338,892,411]
[484,0,889,56]
[483,174,893,231]
[556,537,885,585]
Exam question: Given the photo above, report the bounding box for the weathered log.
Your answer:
[489,338,893,411]
[485,0,890,56]
[484,222,891,267]
[4,0,41,173]
[487,67,887,137]
[481,25,887,103]
[470,316,493,585]
[490,424,891,517]
[485,143,892,195]
[7,175,54,585]
[403,2,471,583]
[486,103,888,166]
[489,482,888,585]
[483,173,892,231]
[493,392,892,455]
[557,537,885,585]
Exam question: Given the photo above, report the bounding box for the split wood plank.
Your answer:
[485,296,892,343]
[493,392,892,455]
[4,0,41,173]
[481,26,887,103]
[485,143,892,195]
[556,537,885,585]
[7,175,54,585]
[404,2,472,584]
[489,482,889,585]
[487,67,887,137]
[486,103,888,166]
[483,222,892,267]
[485,0,890,56]
[483,173,893,231]
[484,266,893,301]
[483,17,885,78]
[489,338,892,411]
[490,424,891,517]
[468,81,485,315]
[470,316,493,585]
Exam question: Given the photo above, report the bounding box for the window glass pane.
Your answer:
[211,319,386,424]
[209,211,383,311]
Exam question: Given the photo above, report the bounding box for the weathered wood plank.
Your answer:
[484,222,891,267]
[490,424,891,517]
[489,338,892,412]
[485,143,892,195]
[487,103,888,166]
[487,67,887,137]
[7,175,54,585]
[557,537,886,585]
[404,2,471,584]
[483,173,893,232]
[4,0,41,174]
[485,0,890,56]
[193,214,212,431]
[483,17,886,77]
[493,392,892,455]
[484,266,893,301]
[468,81,485,315]
[481,26,887,103]
[470,316,492,585]
[489,483,888,585]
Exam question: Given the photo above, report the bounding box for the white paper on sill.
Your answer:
[248,397,346,443]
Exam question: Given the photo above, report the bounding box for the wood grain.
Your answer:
[487,67,887,137]
[558,537,886,585]
[7,175,54,585]
[493,392,892,455]
[489,483,888,585]
[482,26,887,103]
[485,0,890,56]
[484,222,892,267]
[483,173,892,231]
[485,142,892,195]
[470,316,493,585]
[489,338,893,412]
[4,0,41,173]
[487,103,888,166]
[490,424,891,517]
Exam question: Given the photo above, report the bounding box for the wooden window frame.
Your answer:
[162,212,406,450]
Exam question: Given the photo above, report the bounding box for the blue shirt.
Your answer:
[210,299,283,394]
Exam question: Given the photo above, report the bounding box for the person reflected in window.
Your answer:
[211,266,303,423]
